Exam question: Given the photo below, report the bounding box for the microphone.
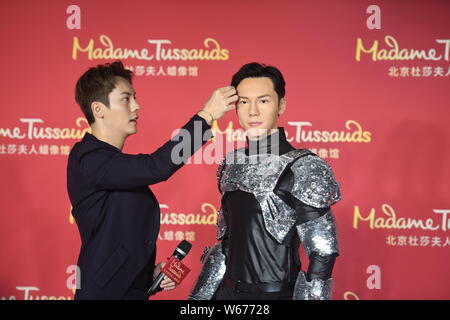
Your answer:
[147,240,192,296]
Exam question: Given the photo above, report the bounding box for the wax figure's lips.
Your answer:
[248,121,263,127]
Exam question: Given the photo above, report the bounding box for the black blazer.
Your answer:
[67,115,211,299]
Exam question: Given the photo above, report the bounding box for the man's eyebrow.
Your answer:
[120,91,136,96]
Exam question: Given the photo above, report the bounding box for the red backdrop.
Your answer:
[0,0,449,300]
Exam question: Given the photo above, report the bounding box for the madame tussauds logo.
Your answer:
[0,118,90,140]
[159,203,218,226]
[211,120,372,144]
[353,204,450,231]
[72,34,230,61]
[355,35,450,62]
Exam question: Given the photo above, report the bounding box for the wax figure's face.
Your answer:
[236,77,286,139]
[94,76,140,137]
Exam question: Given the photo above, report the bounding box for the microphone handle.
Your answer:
[147,271,165,296]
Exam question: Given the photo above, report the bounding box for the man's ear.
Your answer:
[278,98,286,116]
[91,102,105,120]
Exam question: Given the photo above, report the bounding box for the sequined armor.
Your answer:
[189,128,341,300]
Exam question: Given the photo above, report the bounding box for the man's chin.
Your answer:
[126,129,137,136]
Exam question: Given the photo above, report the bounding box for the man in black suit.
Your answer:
[67,61,237,299]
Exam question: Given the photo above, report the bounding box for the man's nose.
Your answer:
[131,101,140,111]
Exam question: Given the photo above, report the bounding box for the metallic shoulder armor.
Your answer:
[215,149,340,244]
[290,154,341,208]
[188,243,226,300]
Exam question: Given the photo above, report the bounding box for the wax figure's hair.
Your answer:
[231,62,286,100]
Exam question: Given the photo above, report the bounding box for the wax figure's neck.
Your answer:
[245,127,292,156]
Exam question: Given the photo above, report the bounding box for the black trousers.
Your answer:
[214,285,293,300]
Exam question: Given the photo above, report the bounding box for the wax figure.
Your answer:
[189,63,341,300]
[67,61,237,299]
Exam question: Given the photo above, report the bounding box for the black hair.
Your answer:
[75,60,133,124]
[231,62,286,100]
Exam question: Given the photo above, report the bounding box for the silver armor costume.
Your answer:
[189,143,341,300]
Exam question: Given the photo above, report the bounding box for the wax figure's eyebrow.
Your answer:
[238,94,272,99]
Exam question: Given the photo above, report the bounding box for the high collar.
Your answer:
[245,127,292,156]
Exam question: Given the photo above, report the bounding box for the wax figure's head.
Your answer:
[75,60,140,138]
[231,62,286,140]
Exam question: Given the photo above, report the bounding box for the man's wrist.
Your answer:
[197,109,214,126]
